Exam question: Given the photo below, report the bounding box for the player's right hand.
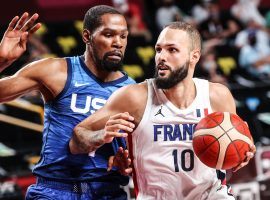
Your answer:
[107,147,132,176]
[0,12,41,68]
[232,144,256,172]
[103,112,135,143]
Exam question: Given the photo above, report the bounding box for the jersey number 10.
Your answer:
[172,149,194,172]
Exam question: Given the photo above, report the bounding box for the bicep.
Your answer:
[0,71,39,102]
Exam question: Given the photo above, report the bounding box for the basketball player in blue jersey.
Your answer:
[70,21,256,199]
[0,5,135,200]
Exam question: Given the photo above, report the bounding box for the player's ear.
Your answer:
[82,29,91,44]
[190,49,200,65]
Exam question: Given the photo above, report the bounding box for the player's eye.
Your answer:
[168,48,177,53]
[120,34,127,39]
[155,47,161,53]
[104,33,112,37]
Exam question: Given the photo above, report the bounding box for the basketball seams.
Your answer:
[226,129,253,146]
[193,112,254,170]
[193,127,221,168]
[193,126,225,162]
[194,126,223,138]
[216,134,232,169]
[208,112,224,130]
[221,129,242,169]
[223,143,241,169]
[193,135,219,168]
[202,126,237,169]
[195,112,223,130]
[218,113,249,168]
[226,128,252,167]
[194,134,217,156]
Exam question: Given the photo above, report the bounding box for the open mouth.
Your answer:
[158,67,168,71]
[157,64,169,71]
[157,64,170,76]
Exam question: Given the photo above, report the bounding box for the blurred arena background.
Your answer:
[1,0,270,199]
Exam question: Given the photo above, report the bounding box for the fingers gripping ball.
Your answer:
[193,112,254,170]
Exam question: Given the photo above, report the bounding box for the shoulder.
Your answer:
[209,82,232,102]
[19,57,67,78]
[209,82,236,113]
[209,82,231,95]
[19,57,68,99]
[28,57,66,73]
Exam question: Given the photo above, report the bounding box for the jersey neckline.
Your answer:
[154,78,200,115]
[79,55,129,86]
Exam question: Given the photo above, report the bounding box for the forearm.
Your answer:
[69,126,105,154]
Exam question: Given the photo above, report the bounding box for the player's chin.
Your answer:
[105,63,122,71]
[157,73,170,80]
[103,59,123,71]
[158,70,170,77]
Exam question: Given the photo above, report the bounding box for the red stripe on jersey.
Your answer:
[127,134,139,197]
[216,170,227,185]
[204,108,208,116]
[222,178,227,185]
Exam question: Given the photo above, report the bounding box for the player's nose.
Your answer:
[156,50,166,63]
[112,36,123,49]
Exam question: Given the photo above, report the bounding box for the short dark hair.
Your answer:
[165,21,202,52]
[83,5,123,32]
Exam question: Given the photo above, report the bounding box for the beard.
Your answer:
[154,61,189,89]
[91,41,123,72]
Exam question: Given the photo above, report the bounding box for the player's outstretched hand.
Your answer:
[0,12,41,69]
[107,147,132,176]
[232,144,256,172]
[103,112,135,143]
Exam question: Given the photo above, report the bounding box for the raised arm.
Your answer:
[69,83,147,154]
[0,61,40,102]
[0,12,41,71]
[0,58,67,103]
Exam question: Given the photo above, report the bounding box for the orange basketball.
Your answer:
[193,112,253,170]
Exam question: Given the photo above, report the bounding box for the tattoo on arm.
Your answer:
[72,127,105,154]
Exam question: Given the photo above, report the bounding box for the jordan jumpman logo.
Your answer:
[155,105,165,117]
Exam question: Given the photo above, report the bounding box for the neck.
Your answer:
[83,51,123,82]
[162,78,196,109]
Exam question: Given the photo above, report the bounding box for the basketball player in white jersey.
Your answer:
[69,21,256,200]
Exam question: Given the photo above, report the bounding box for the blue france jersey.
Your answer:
[33,56,135,184]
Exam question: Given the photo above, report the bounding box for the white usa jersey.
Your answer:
[129,78,231,200]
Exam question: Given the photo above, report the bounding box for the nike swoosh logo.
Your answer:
[74,82,90,87]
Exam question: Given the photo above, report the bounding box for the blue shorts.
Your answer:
[25,177,127,200]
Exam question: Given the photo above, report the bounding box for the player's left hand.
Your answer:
[232,144,256,172]
[0,12,41,68]
[107,147,132,176]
